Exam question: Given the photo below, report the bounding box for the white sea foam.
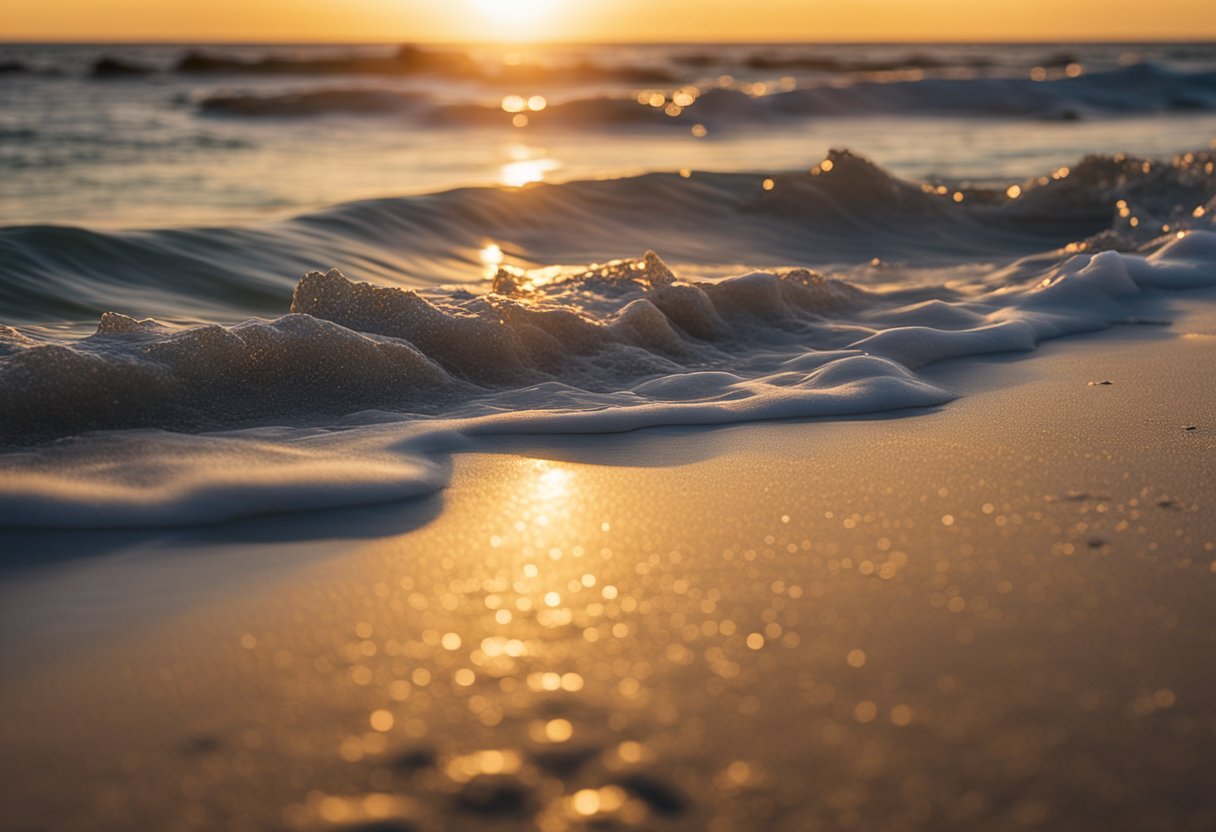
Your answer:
[2,228,1215,528]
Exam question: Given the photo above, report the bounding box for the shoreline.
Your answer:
[1,289,1214,829]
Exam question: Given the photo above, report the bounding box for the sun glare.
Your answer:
[469,0,558,37]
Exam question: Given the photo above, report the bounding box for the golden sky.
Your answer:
[3,0,1215,42]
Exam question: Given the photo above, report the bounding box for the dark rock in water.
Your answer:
[613,773,687,816]
[1088,380,1114,385]
[92,56,154,78]
[0,61,29,74]
[1184,425,1197,430]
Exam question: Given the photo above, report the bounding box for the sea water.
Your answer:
[1,42,1215,526]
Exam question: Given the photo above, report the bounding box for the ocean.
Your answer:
[1,41,1215,526]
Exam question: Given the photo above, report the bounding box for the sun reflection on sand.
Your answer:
[534,465,572,502]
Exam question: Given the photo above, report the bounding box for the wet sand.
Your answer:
[1,291,1215,832]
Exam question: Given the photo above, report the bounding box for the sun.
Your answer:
[468,0,558,34]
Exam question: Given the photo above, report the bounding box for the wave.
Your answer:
[176,45,482,78]
[1,148,1214,528]
[676,50,999,73]
[458,62,1216,122]
[200,88,432,117]
[91,56,155,78]
[2,148,1213,329]
[176,45,675,84]
[0,60,62,78]
[672,48,1108,74]
[2,228,1216,528]
[196,64,1216,123]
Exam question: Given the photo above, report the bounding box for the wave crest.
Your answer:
[3,230,1216,526]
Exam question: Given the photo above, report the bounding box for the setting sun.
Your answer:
[468,0,558,38]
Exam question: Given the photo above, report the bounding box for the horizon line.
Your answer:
[4,36,1216,46]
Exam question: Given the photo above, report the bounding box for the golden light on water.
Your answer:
[500,94,546,114]
[479,242,504,278]
[499,157,559,188]
[479,242,503,266]
[540,717,573,742]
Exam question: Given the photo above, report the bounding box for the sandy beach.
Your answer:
[2,289,1213,831]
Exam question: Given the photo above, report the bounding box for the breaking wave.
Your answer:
[3,148,1213,327]
[1,150,1215,528]
[2,230,1216,527]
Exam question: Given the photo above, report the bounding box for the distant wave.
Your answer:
[176,45,675,84]
[675,49,1000,73]
[197,64,1216,124]
[200,88,432,117]
[747,62,1216,118]
[176,45,482,78]
[90,56,155,78]
[1,148,1212,329]
[0,45,681,84]
[0,60,62,78]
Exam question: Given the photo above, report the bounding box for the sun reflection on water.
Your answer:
[478,241,504,278]
[500,157,559,187]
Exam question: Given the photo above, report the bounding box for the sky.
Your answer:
[3,0,1215,42]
